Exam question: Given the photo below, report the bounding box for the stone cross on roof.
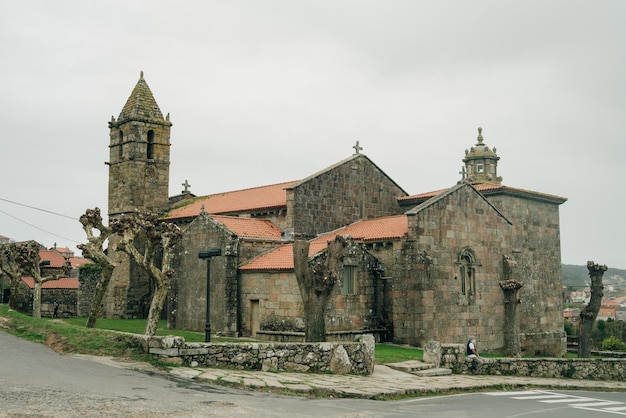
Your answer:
[353,140,363,155]
[459,166,467,183]
[182,179,191,194]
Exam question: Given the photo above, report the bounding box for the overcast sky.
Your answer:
[1,1,624,269]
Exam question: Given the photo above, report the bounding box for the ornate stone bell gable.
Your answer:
[462,127,503,185]
[107,71,172,218]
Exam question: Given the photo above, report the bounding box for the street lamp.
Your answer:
[198,249,221,342]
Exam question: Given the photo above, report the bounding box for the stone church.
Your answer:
[103,73,567,356]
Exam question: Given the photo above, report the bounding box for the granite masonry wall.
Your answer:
[439,344,626,381]
[286,154,406,237]
[136,334,376,375]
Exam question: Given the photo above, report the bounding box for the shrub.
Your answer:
[600,335,626,352]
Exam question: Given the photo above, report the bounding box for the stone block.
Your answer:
[329,345,352,374]
[149,348,180,356]
[423,340,442,367]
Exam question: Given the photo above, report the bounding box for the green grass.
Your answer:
[0,304,145,358]
[375,343,423,364]
[63,317,209,342]
[2,306,425,364]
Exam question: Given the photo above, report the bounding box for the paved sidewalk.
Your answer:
[168,361,626,399]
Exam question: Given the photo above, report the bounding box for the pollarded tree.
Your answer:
[110,211,181,337]
[8,241,70,319]
[293,235,351,342]
[77,208,116,328]
[578,260,607,358]
[499,254,523,357]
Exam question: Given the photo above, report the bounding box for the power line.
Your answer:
[0,208,81,244]
[0,197,77,220]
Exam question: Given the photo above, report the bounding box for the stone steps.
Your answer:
[385,360,451,376]
[412,367,452,376]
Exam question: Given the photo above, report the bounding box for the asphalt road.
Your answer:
[1,331,624,417]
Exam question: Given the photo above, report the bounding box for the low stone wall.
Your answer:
[439,343,626,381]
[135,334,375,375]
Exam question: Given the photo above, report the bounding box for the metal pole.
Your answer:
[204,259,211,342]
[198,249,221,343]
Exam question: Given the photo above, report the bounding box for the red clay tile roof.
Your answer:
[239,243,297,271]
[311,215,408,245]
[21,277,78,289]
[165,181,298,220]
[240,215,408,271]
[69,257,93,268]
[38,249,67,268]
[212,216,283,240]
[398,188,447,202]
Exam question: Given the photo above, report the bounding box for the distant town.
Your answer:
[563,264,626,325]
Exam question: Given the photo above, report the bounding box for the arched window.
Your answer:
[118,130,124,160]
[147,130,155,159]
[458,248,478,299]
[342,265,356,295]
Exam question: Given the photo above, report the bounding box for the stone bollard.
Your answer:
[423,340,442,367]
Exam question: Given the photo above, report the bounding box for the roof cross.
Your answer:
[459,166,467,181]
[182,179,191,194]
[353,140,363,155]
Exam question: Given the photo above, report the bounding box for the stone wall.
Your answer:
[439,344,626,381]
[398,185,513,350]
[488,195,565,356]
[137,334,376,375]
[238,244,381,338]
[14,282,77,317]
[171,213,242,335]
[286,154,406,238]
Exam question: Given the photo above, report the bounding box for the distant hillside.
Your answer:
[562,264,626,289]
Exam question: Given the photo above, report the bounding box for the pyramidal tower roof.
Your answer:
[111,71,171,127]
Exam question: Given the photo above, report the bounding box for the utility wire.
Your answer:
[0,207,80,244]
[0,197,77,220]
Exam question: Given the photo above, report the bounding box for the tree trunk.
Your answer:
[500,280,523,357]
[33,281,42,319]
[86,265,114,328]
[77,208,115,328]
[8,279,20,310]
[578,261,607,358]
[294,240,326,342]
[294,237,347,342]
[144,278,168,337]
[304,295,328,342]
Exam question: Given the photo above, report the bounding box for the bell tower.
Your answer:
[107,71,172,219]
[462,127,502,185]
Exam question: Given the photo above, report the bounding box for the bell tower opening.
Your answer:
[147,130,155,160]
